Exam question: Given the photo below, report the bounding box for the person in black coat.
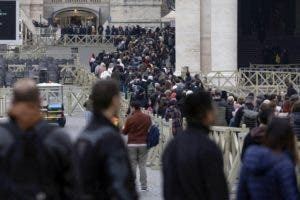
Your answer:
[286,81,298,98]
[75,80,137,200]
[162,91,229,200]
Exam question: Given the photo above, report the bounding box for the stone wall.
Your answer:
[110,0,162,27]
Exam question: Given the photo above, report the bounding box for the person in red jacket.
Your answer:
[123,101,152,191]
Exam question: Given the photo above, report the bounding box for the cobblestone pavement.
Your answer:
[65,114,163,200]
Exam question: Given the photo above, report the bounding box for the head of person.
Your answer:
[265,118,298,164]
[245,95,254,105]
[9,79,42,130]
[91,80,120,119]
[130,101,141,113]
[227,96,234,104]
[258,103,274,125]
[184,91,215,128]
[221,91,228,100]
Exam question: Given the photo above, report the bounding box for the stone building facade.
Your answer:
[20,0,163,28]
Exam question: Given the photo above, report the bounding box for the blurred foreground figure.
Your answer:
[237,118,299,200]
[0,79,77,199]
[162,91,229,200]
[75,80,137,200]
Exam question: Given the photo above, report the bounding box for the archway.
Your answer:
[53,8,98,28]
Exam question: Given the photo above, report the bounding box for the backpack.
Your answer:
[147,125,160,149]
[0,122,57,200]
[75,127,115,197]
[241,106,258,129]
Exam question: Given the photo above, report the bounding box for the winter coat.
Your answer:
[238,146,299,200]
[0,120,77,199]
[162,122,229,200]
[75,113,137,200]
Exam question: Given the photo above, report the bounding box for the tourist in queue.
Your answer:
[89,53,96,73]
[162,91,229,200]
[241,103,274,160]
[290,100,300,140]
[237,118,299,200]
[83,95,93,125]
[123,101,152,191]
[164,99,183,136]
[75,80,137,200]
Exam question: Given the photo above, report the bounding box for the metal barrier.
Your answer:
[25,34,130,46]
[0,86,93,117]
[118,98,248,189]
[201,70,299,96]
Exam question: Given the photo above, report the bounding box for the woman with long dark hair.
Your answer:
[237,118,299,200]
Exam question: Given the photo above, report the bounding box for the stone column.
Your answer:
[200,0,211,73]
[210,0,237,71]
[175,0,201,75]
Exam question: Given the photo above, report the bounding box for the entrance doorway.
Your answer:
[53,9,97,28]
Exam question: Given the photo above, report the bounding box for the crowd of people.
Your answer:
[85,24,300,199]
[2,77,300,199]
[2,23,300,200]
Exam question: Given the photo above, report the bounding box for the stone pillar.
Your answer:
[175,0,201,75]
[200,0,211,73]
[210,0,237,71]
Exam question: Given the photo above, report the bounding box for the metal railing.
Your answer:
[0,86,94,117]
[118,101,249,190]
[24,34,131,46]
[201,70,300,96]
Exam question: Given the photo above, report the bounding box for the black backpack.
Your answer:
[241,105,258,129]
[0,122,58,200]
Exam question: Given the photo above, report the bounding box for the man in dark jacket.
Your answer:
[233,95,258,129]
[286,80,298,98]
[0,79,77,199]
[76,80,137,200]
[241,103,274,160]
[162,91,229,200]
[213,90,228,126]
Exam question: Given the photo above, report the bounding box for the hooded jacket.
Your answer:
[238,146,299,200]
[241,126,266,160]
